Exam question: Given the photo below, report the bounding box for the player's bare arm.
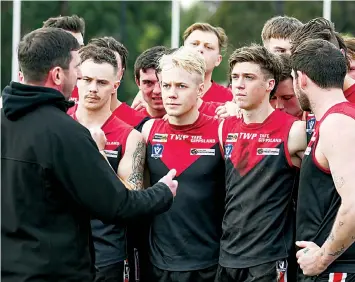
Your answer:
[315,114,355,269]
[117,129,146,190]
[218,119,225,154]
[287,120,307,167]
[141,119,155,187]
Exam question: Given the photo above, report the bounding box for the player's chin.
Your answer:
[165,109,181,117]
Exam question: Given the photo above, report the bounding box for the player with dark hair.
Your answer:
[291,38,355,281]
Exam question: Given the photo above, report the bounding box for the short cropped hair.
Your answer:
[42,14,85,35]
[344,37,355,59]
[159,47,206,83]
[79,45,118,73]
[290,17,345,52]
[291,39,347,89]
[183,22,228,54]
[134,46,167,81]
[89,36,128,77]
[261,16,303,43]
[278,54,293,82]
[18,27,80,83]
[229,44,282,96]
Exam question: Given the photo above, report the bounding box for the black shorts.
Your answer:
[297,272,355,282]
[95,261,124,282]
[149,264,218,282]
[215,260,288,282]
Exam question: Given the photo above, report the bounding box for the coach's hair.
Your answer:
[159,47,206,83]
[134,46,167,81]
[79,45,118,73]
[261,16,303,43]
[344,37,355,59]
[229,44,282,96]
[183,22,228,54]
[291,39,347,89]
[89,36,128,77]
[279,54,293,82]
[42,14,85,35]
[18,27,80,83]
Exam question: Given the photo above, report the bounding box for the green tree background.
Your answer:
[1,1,354,104]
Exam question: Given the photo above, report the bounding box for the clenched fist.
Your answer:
[89,127,107,151]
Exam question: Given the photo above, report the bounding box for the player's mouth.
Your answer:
[85,95,100,101]
[166,103,180,107]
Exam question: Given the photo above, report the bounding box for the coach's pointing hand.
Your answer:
[159,169,178,196]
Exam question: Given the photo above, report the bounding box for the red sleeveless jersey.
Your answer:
[202,82,233,103]
[297,102,355,273]
[146,113,225,271]
[71,112,133,170]
[220,109,299,268]
[199,101,223,116]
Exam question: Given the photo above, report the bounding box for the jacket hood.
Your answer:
[2,82,74,120]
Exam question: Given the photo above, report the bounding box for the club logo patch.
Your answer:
[306,117,316,133]
[224,144,233,158]
[152,133,168,143]
[226,133,238,142]
[151,144,164,158]
[190,148,215,156]
[256,148,280,155]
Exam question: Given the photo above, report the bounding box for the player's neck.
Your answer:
[343,75,355,92]
[197,98,204,109]
[201,72,213,95]
[110,98,122,112]
[311,89,348,120]
[168,106,200,126]
[76,103,112,128]
[146,106,166,118]
[242,100,275,124]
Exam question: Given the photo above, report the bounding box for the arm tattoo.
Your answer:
[327,232,335,242]
[334,176,345,190]
[127,141,145,190]
[328,244,345,257]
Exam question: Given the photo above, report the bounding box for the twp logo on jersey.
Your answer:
[256,148,280,156]
[153,133,168,142]
[226,133,238,142]
[151,144,164,158]
[170,134,189,141]
[224,144,233,158]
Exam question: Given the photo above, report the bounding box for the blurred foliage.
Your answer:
[1,1,355,104]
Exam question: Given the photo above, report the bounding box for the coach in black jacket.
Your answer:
[1,27,178,282]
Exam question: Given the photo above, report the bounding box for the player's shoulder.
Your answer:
[222,115,241,128]
[141,118,157,140]
[320,111,355,135]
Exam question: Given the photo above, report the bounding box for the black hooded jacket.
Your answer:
[1,82,173,281]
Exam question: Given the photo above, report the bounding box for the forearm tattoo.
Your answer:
[127,141,145,190]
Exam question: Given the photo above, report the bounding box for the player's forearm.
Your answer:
[320,203,355,267]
